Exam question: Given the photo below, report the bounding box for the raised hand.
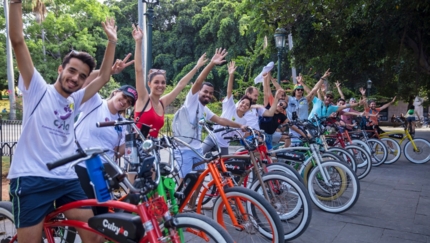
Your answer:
[211,48,228,65]
[321,68,331,79]
[195,53,208,69]
[102,17,117,42]
[297,74,304,85]
[335,80,341,88]
[132,24,144,42]
[227,61,237,75]
[359,87,366,96]
[321,83,327,93]
[275,88,285,99]
[111,53,134,75]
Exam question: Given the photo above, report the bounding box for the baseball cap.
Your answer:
[325,91,334,98]
[118,85,138,106]
[349,97,356,102]
[293,85,304,91]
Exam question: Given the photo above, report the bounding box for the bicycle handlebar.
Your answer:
[46,150,88,170]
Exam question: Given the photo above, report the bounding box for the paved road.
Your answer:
[290,128,430,243]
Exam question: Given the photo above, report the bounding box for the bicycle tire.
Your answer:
[381,138,401,164]
[0,201,16,243]
[367,138,388,164]
[345,145,372,179]
[175,213,235,243]
[350,139,371,154]
[250,172,312,241]
[265,162,304,185]
[307,160,360,213]
[326,147,357,172]
[211,187,284,242]
[404,138,430,164]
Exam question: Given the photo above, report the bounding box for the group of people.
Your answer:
[8,2,401,242]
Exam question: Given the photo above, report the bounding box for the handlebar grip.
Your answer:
[96,121,116,127]
[213,127,228,133]
[46,151,87,170]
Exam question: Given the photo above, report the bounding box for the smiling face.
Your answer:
[337,100,345,106]
[237,98,251,113]
[276,101,287,114]
[370,101,377,109]
[324,94,334,105]
[199,84,214,105]
[57,58,90,96]
[149,73,166,96]
[247,88,259,104]
[111,91,134,112]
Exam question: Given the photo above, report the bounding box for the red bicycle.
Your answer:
[0,119,234,243]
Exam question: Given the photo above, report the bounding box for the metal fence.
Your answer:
[0,119,22,200]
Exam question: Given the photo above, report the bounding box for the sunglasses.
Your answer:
[326,96,334,99]
[277,103,286,109]
[296,89,304,91]
[149,69,166,74]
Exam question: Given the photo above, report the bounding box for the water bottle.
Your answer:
[125,133,139,164]
[85,155,112,203]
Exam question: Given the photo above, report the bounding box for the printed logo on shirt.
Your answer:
[53,103,74,131]
[232,117,236,121]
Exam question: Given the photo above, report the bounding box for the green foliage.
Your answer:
[99,77,120,99]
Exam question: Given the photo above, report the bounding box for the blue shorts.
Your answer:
[264,133,273,150]
[174,148,205,178]
[10,176,88,228]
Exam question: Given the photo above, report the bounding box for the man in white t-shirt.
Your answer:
[8,4,117,242]
[174,48,247,178]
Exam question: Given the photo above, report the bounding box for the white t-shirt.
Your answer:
[184,90,214,149]
[74,93,125,166]
[243,107,266,130]
[8,69,85,179]
[214,96,247,147]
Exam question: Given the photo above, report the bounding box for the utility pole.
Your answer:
[4,0,16,120]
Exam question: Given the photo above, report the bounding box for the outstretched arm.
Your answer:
[263,73,272,106]
[191,48,228,95]
[335,81,345,100]
[379,96,396,110]
[226,61,237,99]
[270,77,283,91]
[306,69,331,101]
[9,2,34,89]
[359,87,368,109]
[297,74,311,94]
[161,54,208,106]
[336,97,365,112]
[210,115,247,130]
[133,25,148,110]
[262,89,284,116]
[82,18,117,103]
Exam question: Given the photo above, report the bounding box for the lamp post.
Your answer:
[274,28,287,83]
[143,0,159,75]
[367,79,372,98]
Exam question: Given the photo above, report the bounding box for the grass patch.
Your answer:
[2,157,10,178]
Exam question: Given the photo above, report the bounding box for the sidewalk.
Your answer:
[291,129,430,243]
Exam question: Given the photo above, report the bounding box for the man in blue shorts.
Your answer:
[8,2,117,242]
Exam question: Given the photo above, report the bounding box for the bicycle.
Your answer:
[0,118,235,243]
[272,118,361,213]
[170,121,285,242]
[377,117,430,164]
[199,124,312,241]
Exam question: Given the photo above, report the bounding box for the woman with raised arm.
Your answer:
[133,25,207,137]
[201,61,253,155]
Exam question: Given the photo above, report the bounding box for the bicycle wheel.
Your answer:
[211,187,284,242]
[366,139,388,164]
[381,138,401,164]
[175,213,235,243]
[307,160,360,213]
[326,147,357,172]
[266,162,304,185]
[404,138,430,164]
[0,201,16,243]
[250,172,312,241]
[350,139,371,154]
[345,145,372,179]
